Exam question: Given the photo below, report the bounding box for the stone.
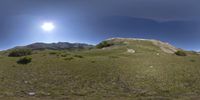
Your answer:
[127,49,135,53]
[28,92,36,96]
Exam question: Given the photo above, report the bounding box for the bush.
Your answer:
[61,53,70,57]
[96,41,114,49]
[74,55,83,58]
[17,57,32,64]
[8,49,32,57]
[64,57,74,61]
[190,59,196,62]
[175,50,187,56]
[91,61,96,63]
[49,52,57,55]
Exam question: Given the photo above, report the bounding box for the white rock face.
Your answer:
[127,49,135,53]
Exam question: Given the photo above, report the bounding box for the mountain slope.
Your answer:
[105,38,178,53]
[13,42,93,50]
[0,38,200,100]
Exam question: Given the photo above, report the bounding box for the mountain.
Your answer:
[13,42,93,50]
[11,38,179,54]
[0,38,200,100]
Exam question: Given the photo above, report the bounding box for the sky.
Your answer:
[0,0,200,51]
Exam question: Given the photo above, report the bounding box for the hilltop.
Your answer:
[0,38,200,100]
[105,38,178,53]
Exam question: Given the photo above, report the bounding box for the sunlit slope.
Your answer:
[0,38,200,100]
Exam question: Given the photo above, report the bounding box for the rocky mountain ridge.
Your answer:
[13,42,93,50]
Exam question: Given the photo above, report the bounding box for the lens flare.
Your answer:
[41,22,55,32]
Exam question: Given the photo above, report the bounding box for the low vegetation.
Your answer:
[49,51,57,55]
[64,57,74,60]
[96,41,114,49]
[74,55,83,58]
[8,49,32,57]
[175,50,187,56]
[17,57,32,64]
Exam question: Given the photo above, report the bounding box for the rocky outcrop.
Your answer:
[150,40,177,53]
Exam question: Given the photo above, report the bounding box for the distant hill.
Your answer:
[12,42,94,50]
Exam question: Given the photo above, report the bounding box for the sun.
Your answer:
[41,22,55,32]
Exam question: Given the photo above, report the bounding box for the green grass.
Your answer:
[0,41,200,100]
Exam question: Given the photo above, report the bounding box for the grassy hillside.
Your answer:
[0,39,200,100]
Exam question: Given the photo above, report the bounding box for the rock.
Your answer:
[156,53,160,56]
[24,81,28,84]
[127,49,135,53]
[149,66,153,68]
[124,42,129,44]
[40,91,51,96]
[28,92,36,96]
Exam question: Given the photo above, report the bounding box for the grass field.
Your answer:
[0,39,200,100]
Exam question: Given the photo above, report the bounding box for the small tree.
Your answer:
[17,57,32,64]
[175,50,187,56]
[96,41,114,49]
[8,49,32,57]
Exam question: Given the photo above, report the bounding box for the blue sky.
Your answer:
[0,0,200,51]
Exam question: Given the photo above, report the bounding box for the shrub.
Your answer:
[175,50,187,56]
[190,59,196,62]
[96,41,114,49]
[64,57,74,61]
[74,55,83,58]
[8,49,32,57]
[91,61,96,63]
[49,52,57,55]
[17,57,32,64]
[61,53,70,57]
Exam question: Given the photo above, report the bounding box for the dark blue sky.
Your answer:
[0,0,200,51]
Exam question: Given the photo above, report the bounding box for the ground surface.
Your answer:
[0,39,200,100]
